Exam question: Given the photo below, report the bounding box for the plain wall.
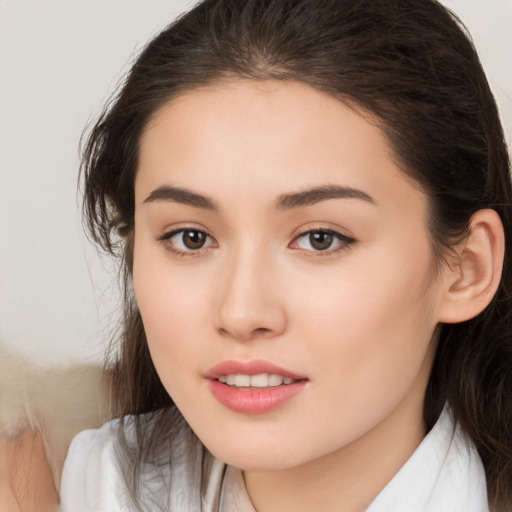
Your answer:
[0,0,511,365]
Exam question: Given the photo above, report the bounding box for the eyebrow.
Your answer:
[274,185,376,210]
[142,184,375,211]
[143,186,217,210]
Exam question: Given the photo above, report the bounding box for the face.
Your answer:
[133,80,448,471]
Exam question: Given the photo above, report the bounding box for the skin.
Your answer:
[133,79,455,512]
[0,431,59,512]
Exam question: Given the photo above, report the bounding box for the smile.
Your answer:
[207,360,308,414]
[217,374,297,388]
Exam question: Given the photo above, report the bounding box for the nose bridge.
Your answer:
[216,240,286,340]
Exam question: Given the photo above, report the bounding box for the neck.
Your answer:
[243,397,426,512]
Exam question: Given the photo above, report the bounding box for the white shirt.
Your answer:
[60,406,489,512]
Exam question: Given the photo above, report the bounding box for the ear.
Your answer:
[438,209,505,324]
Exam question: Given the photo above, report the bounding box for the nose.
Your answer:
[215,247,287,341]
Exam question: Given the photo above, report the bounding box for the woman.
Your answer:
[3,0,512,510]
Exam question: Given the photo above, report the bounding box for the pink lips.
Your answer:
[206,359,307,414]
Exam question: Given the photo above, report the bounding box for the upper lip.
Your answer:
[206,359,307,380]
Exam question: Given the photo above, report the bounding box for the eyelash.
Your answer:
[291,228,356,258]
[157,227,356,258]
[158,228,217,258]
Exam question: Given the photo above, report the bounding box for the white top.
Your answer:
[60,407,489,512]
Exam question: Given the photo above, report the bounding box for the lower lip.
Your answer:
[208,379,307,414]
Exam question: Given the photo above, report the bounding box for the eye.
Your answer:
[159,228,216,254]
[291,229,355,254]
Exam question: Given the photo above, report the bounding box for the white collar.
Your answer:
[217,407,489,512]
[365,406,488,512]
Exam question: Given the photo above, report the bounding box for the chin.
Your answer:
[210,447,301,471]
[195,428,316,471]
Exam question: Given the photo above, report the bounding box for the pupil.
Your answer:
[310,231,333,250]
[183,230,205,249]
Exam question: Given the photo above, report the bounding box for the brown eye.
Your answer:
[182,230,207,249]
[291,229,355,254]
[160,228,216,254]
[309,231,334,250]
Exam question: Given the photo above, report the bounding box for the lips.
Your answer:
[206,359,308,414]
[218,373,296,387]
[206,359,307,380]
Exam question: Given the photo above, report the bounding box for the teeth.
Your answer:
[217,373,297,388]
[251,374,271,387]
[234,374,251,387]
[268,374,282,386]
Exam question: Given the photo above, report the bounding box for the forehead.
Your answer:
[140,80,387,160]
[136,79,424,213]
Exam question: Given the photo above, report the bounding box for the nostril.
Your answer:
[253,327,272,336]
[217,325,273,341]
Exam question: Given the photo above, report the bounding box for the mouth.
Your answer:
[206,360,308,414]
[217,373,298,388]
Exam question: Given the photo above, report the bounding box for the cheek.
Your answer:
[290,244,439,407]
[132,239,212,386]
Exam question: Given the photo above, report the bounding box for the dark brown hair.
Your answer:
[81,0,512,510]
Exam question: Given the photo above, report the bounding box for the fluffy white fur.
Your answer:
[0,343,110,491]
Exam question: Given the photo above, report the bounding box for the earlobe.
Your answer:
[439,209,505,324]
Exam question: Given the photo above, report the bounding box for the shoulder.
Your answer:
[60,414,206,512]
[59,418,130,512]
[62,418,121,475]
